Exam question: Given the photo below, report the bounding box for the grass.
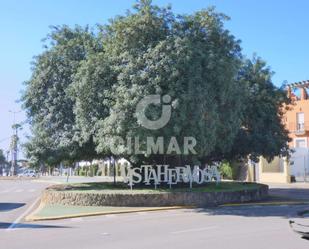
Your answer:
[48,181,262,194]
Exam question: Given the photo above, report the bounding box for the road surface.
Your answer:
[1,178,309,249]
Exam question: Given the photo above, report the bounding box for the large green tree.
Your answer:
[73,2,244,167]
[23,25,101,166]
[23,0,290,169]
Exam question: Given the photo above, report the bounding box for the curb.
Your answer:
[25,205,194,221]
[32,179,65,184]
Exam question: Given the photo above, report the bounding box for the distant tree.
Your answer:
[0,150,5,163]
[0,149,6,175]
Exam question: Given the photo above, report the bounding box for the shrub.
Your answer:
[219,161,233,180]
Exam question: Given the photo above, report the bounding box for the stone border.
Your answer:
[41,183,268,207]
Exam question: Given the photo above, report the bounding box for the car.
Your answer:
[25,169,37,177]
[52,168,60,176]
[18,169,37,177]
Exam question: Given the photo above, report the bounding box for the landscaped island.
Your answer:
[41,182,268,207]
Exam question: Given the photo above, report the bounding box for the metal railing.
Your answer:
[287,122,309,134]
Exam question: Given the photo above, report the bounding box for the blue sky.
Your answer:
[0,0,309,158]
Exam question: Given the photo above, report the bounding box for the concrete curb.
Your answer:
[25,205,194,221]
[32,179,65,184]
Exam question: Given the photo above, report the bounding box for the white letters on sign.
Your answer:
[121,164,221,188]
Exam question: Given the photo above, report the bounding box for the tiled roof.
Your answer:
[288,80,309,88]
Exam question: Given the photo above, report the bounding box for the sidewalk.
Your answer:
[267,182,309,202]
[268,182,309,189]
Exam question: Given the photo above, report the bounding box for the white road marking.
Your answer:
[101,232,111,236]
[105,214,116,218]
[0,188,15,193]
[28,189,36,192]
[15,189,24,193]
[70,218,83,222]
[6,196,41,231]
[137,212,147,215]
[171,226,217,234]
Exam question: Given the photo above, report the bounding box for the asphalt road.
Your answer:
[0,176,111,228]
[0,179,50,228]
[1,179,309,249]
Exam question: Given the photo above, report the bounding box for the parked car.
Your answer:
[18,169,37,177]
[52,168,60,176]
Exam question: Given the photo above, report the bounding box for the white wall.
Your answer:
[290,147,309,181]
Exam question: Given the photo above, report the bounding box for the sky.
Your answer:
[0,0,309,159]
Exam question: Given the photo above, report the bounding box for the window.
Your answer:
[297,112,305,131]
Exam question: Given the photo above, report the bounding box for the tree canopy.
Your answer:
[228,57,290,162]
[22,0,290,168]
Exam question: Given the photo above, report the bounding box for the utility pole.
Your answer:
[9,110,20,125]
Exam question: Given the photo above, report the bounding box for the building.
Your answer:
[285,81,309,148]
[248,80,309,183]
[285,80,309,182]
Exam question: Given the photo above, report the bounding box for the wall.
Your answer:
[290,147,309,181]
[41,184,269,207]
[257,156,290,183]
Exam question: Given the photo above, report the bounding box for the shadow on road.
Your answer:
[269,188,309,201]
[190,187,309,218]
[196,205,309,218]
[0,203,25,212]
[0,222,71,229]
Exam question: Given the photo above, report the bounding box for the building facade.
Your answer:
[285,81,309,181]
[248,80,309,183]
[285,81,309,148]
